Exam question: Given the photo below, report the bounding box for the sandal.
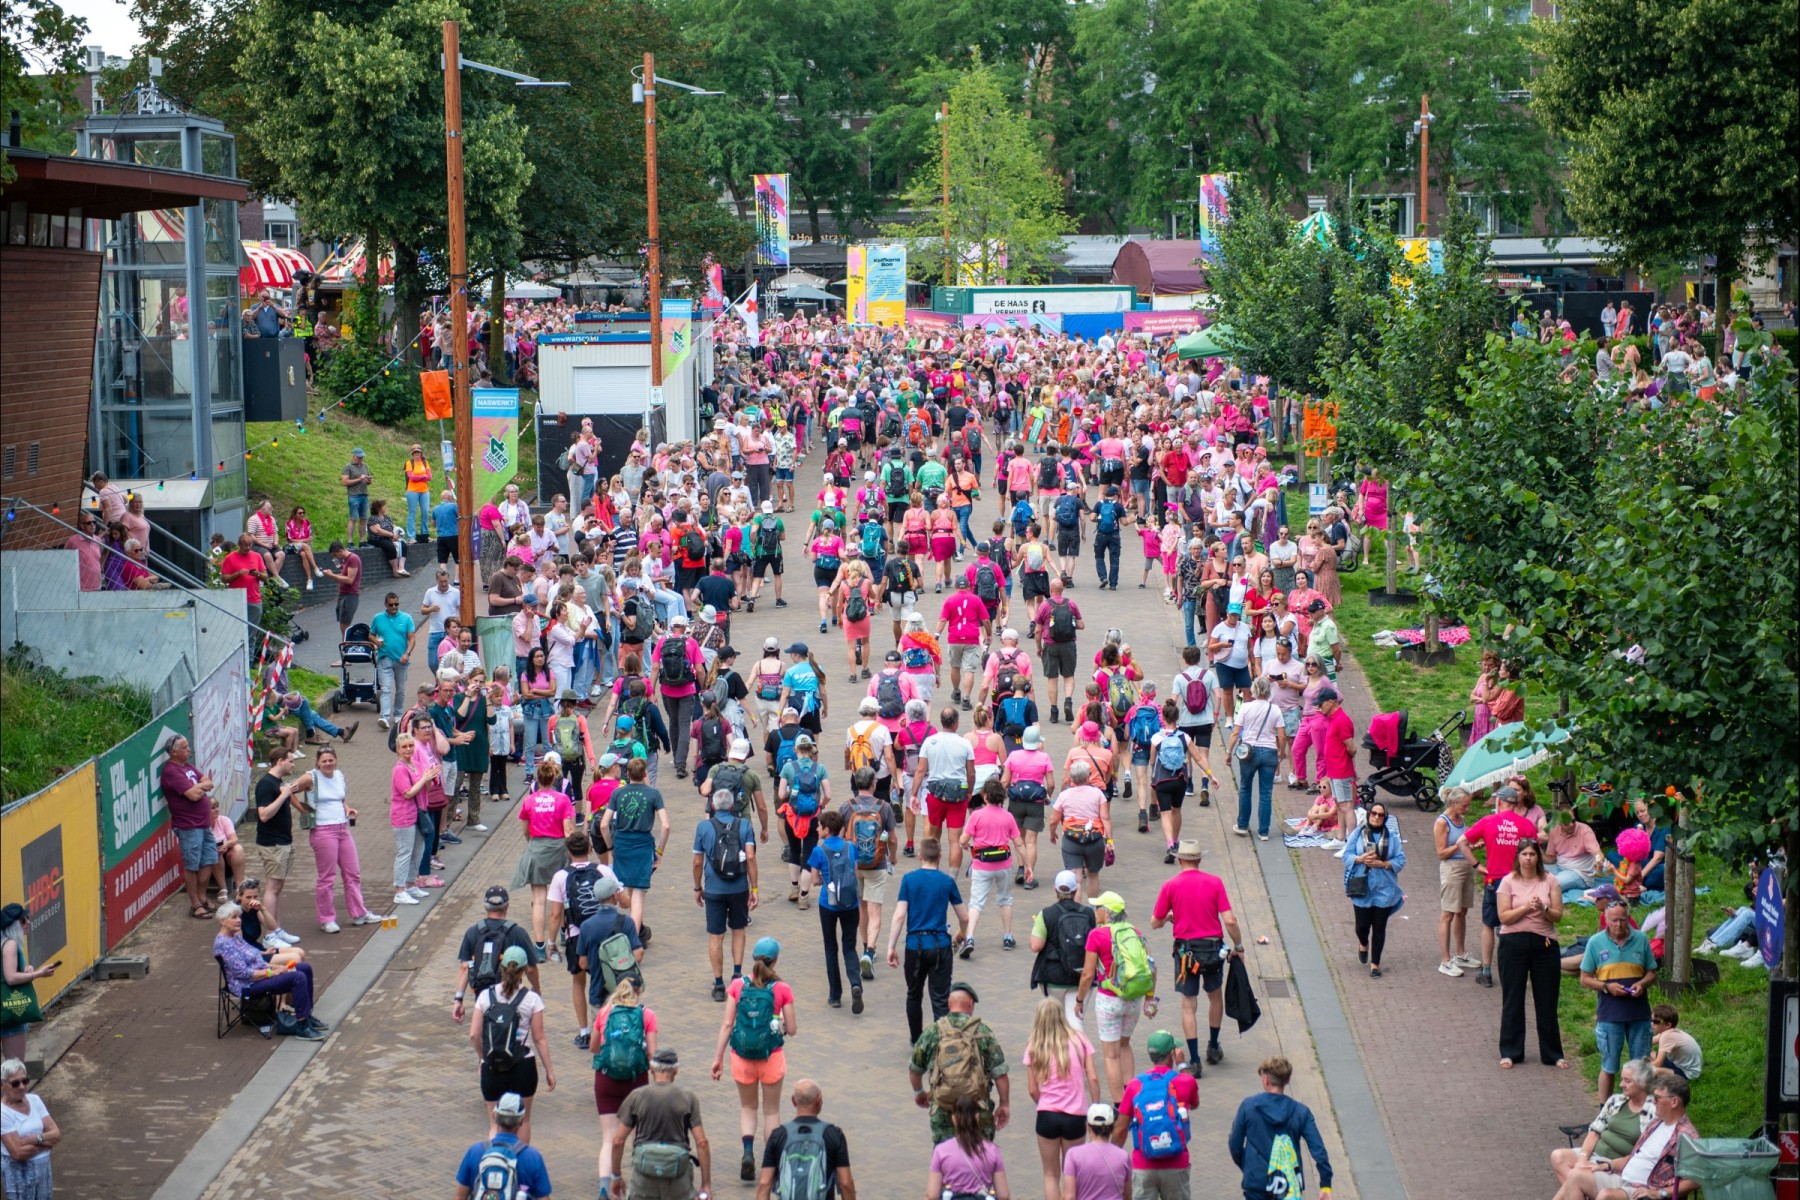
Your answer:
[1499,1058,1515,1069]
[191,905,213,919]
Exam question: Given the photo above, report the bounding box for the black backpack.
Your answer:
[469,919,516,993]
[565,863,604,927]
[886,462,909,494]
[1033,901,1095,990]
[700,717,728,764]
[885,557,913,595]
[480,988,526,1071]
[758,519,782,556]
[1037,457,1059,489]
[1047,598,1077,643]
[709,813,746,883]
[875,670,906,719]
[974,562,999,604]
[708,764,747,814]
[659,636,693,686]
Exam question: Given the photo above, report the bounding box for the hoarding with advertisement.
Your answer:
[844,245,867,323]
[472,387,521,509]
[1123,311,1205,334]
[931,285,1134,316]
[0,764,103,1006]
[99,709,191,949]
[1197,173,1232,262]
[191,650,251,823]
[865,244,907,325]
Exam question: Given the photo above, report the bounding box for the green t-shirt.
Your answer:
[915,461,948,492]
[750,515,785,559]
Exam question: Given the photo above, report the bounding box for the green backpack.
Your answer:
[729,981,784,1060]
[1107,922,1156,1000]
[593,1004,649,1080]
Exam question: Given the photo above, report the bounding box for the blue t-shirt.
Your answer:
[805,836,859,911]
[432,500,459,533]
[693,814,757,896]
[576,907,644,1008]
[455,1133,552,1196]
[368,610,416,662]
[896,867,962,945]
[782,662,820,713]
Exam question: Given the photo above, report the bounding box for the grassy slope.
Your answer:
[1279,485,1765,1137]
[0,660,152,805]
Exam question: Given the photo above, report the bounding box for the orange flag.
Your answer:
[421,370,452,420]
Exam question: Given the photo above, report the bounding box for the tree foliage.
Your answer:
[1,0,87,179]
[1534,0,1799,282]
[883,61,1072,286]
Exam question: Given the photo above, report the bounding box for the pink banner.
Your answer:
[905,309,957,330]
[1123,311,1204,334]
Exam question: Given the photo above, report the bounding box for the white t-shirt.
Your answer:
[845,719,894,779]
[473,985,546,1059]
[1621,1119,1678,1187]
[310,769,349,826]
[1235,699,1282,749]
[0,1094,50,1154]
[920,731,974,785]
[421,585,461,635]
[1173,666,1217,726]
[1210,620,1251,668]
[1660,349,1692,378]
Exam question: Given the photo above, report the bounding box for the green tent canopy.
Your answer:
[1174,324,1238,360]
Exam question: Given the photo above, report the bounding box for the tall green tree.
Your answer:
[238,0,532,357]
[883,60,1072,285]
[1533,0,1799,298]
[1,0,87,178]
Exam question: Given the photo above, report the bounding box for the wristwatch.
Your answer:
[454,991,465,1002]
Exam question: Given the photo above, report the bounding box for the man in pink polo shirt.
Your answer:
[652,613,707,779]
[1453,783,1539,990]
[936,576,988,713]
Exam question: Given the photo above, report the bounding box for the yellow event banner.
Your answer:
[0,762,103,1007]
[845,245,868,324]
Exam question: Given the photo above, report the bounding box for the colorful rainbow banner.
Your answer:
[753,173,790,266]
[1197,173,1232,262]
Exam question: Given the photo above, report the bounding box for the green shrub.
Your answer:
[1774,327,1797,358]
[317,341,419,424]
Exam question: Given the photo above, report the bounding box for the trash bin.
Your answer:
[1677,1136,1779,1200]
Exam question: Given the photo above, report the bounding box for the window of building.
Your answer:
[1358,196,1412,236]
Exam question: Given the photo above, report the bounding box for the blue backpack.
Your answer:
[861,520,885,560]
[1010,499,1033,533]
[1127,705,1161,748]
[1130,1070,1190,1160]
[790,759,821,815]
[1055,494,1080,529]
[821,840,859,909]
[1097,501,1122,534]
[775,730,801,775]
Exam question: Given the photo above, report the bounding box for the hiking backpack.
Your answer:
[875,671,906,720]
[480,988,525,1071]
[821,841,859,910]
[860,521,884,561]
[886,462,909,494]
[708,813,746,883]
[758,518,782,556]
[1055,494,1080,529]
[564,863,605,927]
[1153,731,1190,782]
[775,730,801,775]
[730,981,784,1059]
[1128,705,1161,748]
[849,798,888,869]
[659,637,693,687]
[594,1004,649,1081]
[470,1139,521,1200]
[773,1118,832,1200]
[1180,669,1210,720]
[844,583,869,624]
[1046,598,1077,643]
[1107,923,1156,1000]
[1037,457,1059,489]
[700,718,728,764]
[679,526,707,560]
[992,650,1024,699]
[1129,1070,1190,1161]
[847,721,879,773]
[974,562,1000,605]
[1035,901,1095,990]
[790,760,821,815]
[588,911,643,996]
[553,715,585,766]
[469,920,515,993]
[928,1017,990,1109]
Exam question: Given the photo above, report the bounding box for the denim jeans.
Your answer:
[1550,866,1594,891]
[376,657,408,722]
[953,504,976,551]
[1093,532,1121,586]
[416,808,439,878]
[520,703,551,771]
[292,696,342,738]
[573,638,600,697]
[405,492,430,539]
[1182,599,1200,647]
[1236,745,1278,835]
[1705,906,1754,947]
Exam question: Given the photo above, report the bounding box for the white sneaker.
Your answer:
[1438,960,1465,977]
[394,891,420,905]
[1318,838,1345,850]
[1287,773,1298,786]
[1453,953,1481,969]
[272,928,301,945]
[1741,953,1768,970]
[407,887,429,899]
[305,579,314,591]
[320,921,341,934]
[352,913,381,926]
[469,823,489,832]
[1722,941,1756,959]
[1696,940,1719,955]
[265,932,294,947]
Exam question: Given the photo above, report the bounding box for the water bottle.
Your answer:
[770,1014,784,1037]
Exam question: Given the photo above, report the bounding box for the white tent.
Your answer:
[506,279,562,299]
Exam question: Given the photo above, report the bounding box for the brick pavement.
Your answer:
[1281,639,1596,1200]
[191,453,1357,1199]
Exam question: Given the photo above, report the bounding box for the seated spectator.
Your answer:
[367,499,412,578]
[1648,1006,1702,1080]
[233,879,306,970]
[118,538,160,589]
[1697,907,1756,958]
[212,903,325,1040]
[1551,1057,1652,1184]
[209,798,247,900]
[1550,1071,1698,1200]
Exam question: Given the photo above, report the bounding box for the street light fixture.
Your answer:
[631,57,720,443]
[935,103,951,284]
[441,21,567,626]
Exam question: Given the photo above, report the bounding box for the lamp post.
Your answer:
[633,56,721,447]
[441,20,566,626]
[1412,95,1434,237]
[935,102,951,285]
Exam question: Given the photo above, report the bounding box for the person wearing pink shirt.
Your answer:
[652,614,707,779]
[959,781,1027,956]
[936,577,989,712]
[514,759,577,955]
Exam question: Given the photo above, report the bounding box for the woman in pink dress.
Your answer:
[1468,649,1501,745]
[928,496,959,591]
[1357,467,1391,571]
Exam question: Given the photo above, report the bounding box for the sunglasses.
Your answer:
[238,878,262,891]
[3,1079,27,1089]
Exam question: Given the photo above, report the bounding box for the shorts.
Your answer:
[753,555,784,579]
[856,867,890,907]
[950,643,983,674]
[968,866,1013,911]
[1329,777,1354,804]
[1007,800,1046,832]
[1279,708,1301,737]
[1439,859,1476,913]
[925,787,970,829]
[888,502,910,524]
[775,467,795,481]
[1129,745,1151,766]
[1593,1020,1652,1074]
[1020,572,1050,602]
[480,1056,539,1102]
[704,891,751,935]
[1041,641,1077,678]
[176,826,219,871]
[253,842,295,881]
[563,934,587,976]
[593,1068,646,1116]
[729,1047,786,1086]
[676,565,703,592]
[1055,529,1080,557]
[1153,779,1186,811]
[347,494,370,520]
[1481,879,1502,929]
[814,565,838,588]
[1179,723,1212,749]
[1035,1109,1087,1142]
[1172,939,1225,998]
[1094,989,1140,1043]
[1060,833,1105,874]
[335,594,360,627]
[1214,663,1252,690]
[1130,1168,1192,1200]
[888,590,919,618]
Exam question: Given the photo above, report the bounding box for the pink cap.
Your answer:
[1078,720,1102,741]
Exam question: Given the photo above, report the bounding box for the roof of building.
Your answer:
[4,148,249,219]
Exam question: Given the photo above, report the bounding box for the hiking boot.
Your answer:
[573,1030,591,1050]
[1476,966,1494,988]
[961,698,972,712]
[712,981,727,1002]
[1048,706,1059,724]
[852,987,865,1014]
[741,1151,756,1181]
[788,884,801,903]
[1206,1043,1223,1065]
[1063,698,1073,722]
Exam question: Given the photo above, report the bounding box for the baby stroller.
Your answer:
[332,622,379,713]
[1358,708,1465,812]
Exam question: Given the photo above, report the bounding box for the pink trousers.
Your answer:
[310,824,369,924]
[1290,711,1327,785]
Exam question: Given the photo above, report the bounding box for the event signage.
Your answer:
[191,650,251,823]
[661,299,695,378]
[0,764,103,1005]
[932,285,1133,316]
[753,173,790,266]
[472,387,521,509]
[1197,173,1232,262]
[1758,866,1785,968]
[844,245,868,323]
[98,709,190,948]
[1122,311,1204,334]
[1769,979,1798,1130]
[864,244,907,326]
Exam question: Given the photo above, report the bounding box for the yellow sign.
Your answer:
[1,762,103,1007]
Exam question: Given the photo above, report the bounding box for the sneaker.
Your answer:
[820,620,828,633]
[1722,942,1756,960]
[573,1030,591,1050]
[1476,967,1495,988]
[379,716,392,731]
[468,823,489,833]
[415,876,445,889]
[712,981,727,1002]
[1741,954,1769,970]
[788,884,801,903]
[352,913,381,926]
[305,579,314,591]
[1002,934,1016,951]
[272,928,300,945]
[1205,1043,1223,1065]
[852,987,865,1014]
[1022,877,1039,890]
[827,996,842,1008]
[1318,838,1345,851]
[1137,814,1149,834]
[431,859,446,871]
[860,953,874,980]
[320,921,341,934]
[1164,845,1177,865]
[293,1024,327,1041]
[1438,960,1464,977]
[1258,833,1269,842]
[394,891,420,905]
[1232,825,1249,837]
[1453,953,1481,968]
[775,598,789,608]
[440,833,463,845]
[958,937,975,960]
[903,841,915,858]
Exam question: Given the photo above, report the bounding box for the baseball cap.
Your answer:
[1086,1102,1118,1128]
[617,714,635,730]
[1315,687,1340,704]
[795,733,816,748]
[764,635,781,651]
[884,649,902,663]
[495,1092,526,1117]
[729,738,751,761]
[484,885,510,909]
[521,593,539,605]
[716,645,739,662]
[1227,601,1244,615]
[669,613,689,627]
[1091,891,1126,914]
[753,936,781,961]
[1146,1030,1179,1057]
[592,873,622,901]
[1053,869,1079,894]
[500,945,531,968]
[785,642,810,656]
[596,753,621,769]
[761,500,774,513]
[1176,839,1203,861]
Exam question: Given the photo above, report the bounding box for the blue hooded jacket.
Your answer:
[1228,1090,1333,1194]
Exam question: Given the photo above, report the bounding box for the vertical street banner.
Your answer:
[1197,173,1232,262]
[736,283,761,348]
[844,245,868,324]
[865,243,907,326]
[753,173,790,267]
[661,299,695,378]
[0,764,103,1006]
[191,650,251,823]
[472,387,521,508]
[703,262,727,313]
[99,709,192,949]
